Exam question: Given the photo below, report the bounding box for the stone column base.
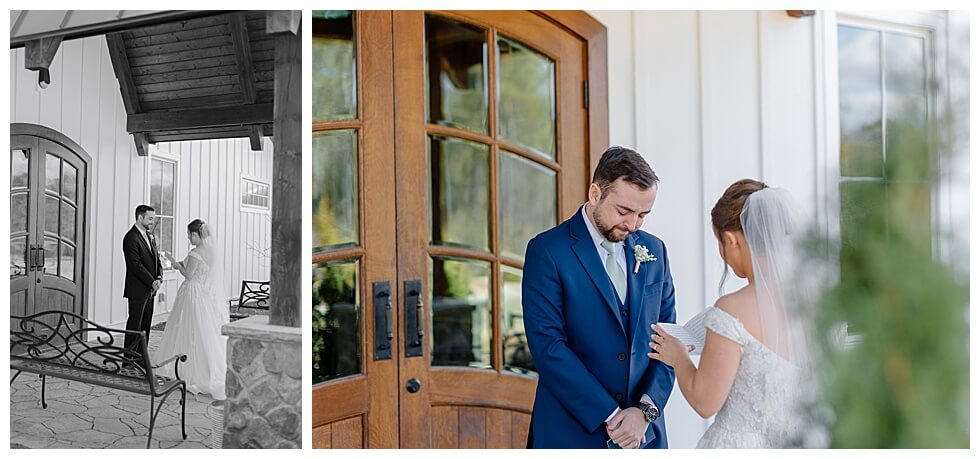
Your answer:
[222,315,301,448]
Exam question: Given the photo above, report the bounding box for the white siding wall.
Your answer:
[588,9,968,448]
[10,35,273,329]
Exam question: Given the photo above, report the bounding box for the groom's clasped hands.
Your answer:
[605,408,648,449]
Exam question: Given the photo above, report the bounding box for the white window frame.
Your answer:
[146,147,180,272]
[240,174,272,214]
[816,10,956,279]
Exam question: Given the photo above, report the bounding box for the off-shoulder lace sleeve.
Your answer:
[704,307,749,346]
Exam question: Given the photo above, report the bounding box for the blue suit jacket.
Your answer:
[522,208,676,448]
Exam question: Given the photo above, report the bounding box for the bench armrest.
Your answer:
[152,354,188,380]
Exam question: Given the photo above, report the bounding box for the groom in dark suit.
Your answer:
[523,146,677,448]
[122,204,163,351]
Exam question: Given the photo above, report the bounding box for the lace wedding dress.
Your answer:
[153,249,229,400]
[696,307,805,448]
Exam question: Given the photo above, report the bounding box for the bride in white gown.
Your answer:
[154,219,229,400]
[649,179,813,448]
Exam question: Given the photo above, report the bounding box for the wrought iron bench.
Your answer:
[228,280,270,313]
[10,311,188,448]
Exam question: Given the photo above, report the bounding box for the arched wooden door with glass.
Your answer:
[10,124,89,328]
[313,10,607,448]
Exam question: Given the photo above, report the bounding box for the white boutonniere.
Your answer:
[633,244,658,273]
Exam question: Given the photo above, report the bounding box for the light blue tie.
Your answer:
[600,240,626,304]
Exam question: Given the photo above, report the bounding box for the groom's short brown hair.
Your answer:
[591,146,659,197]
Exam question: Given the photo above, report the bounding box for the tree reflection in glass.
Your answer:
[425,15,488,135]
[430,257,491,369]
[313,11,356,122]
[313,260,360,383]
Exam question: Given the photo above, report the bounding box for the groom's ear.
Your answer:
[588,183,602,204]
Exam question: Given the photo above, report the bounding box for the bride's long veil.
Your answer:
[197,223,230,319]
[740,188,812,366]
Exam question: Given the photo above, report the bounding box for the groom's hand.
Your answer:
[606,408,647,449]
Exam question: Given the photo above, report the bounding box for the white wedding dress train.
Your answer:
[153,250,229,400]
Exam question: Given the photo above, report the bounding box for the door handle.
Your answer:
[404,280,424,357]
[372,281,393,361]
[28,246,36,271]
[39,247,45,272]
[406,377,421,393]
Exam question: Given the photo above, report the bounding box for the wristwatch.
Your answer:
[637,401,660,423]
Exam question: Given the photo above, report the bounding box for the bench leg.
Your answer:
[40,374,47,409]
[10,370,22,384]
[180,384,187,440]
[147,397,156,449]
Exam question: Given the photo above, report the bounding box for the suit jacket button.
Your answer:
[615,393,624,402]
[618,353,626,361]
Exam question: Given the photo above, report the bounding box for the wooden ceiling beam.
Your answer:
[105,32,142,114]
[248,125,264,151]
[127,103,273,133]
[228,12,258,104]
[133,132,150,157]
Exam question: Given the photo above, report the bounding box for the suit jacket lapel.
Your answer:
[133,225,156,266]
[625,234,644,342]
[569,209,627,336]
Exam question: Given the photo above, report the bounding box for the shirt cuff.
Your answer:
[604,406,621,424]
[640,394,654,409]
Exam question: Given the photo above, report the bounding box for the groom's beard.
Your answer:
[592,207,629,242]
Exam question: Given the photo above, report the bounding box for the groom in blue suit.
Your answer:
[523,146,676,448]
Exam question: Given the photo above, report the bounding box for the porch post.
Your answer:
[268,12,301,328]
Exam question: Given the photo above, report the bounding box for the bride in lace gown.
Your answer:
[153,219,229,400]
[649,180,812,448]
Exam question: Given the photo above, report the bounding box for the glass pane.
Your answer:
[43,237,58,276]
[425,15,488,135]
[63,162,78,203]
[44,195,59,235]
[12,149,29,189]
[61,202,76,243]
[884,32,929,181]
[162,161,175,214]
[60,243,75,282]
[313,130,358,249]
[501,265,535,375]
[430,257,492,369]
[10,192,28,234]
[313,260,360,383]
[839,181,886,290]
[499,152,557,260]
[150,160,162,211]
[497,36,556,159]
[313,11,356,122]
[838,25,883,177]
[429,136,489,250]
[890,182,932,243]
[158,217,174,259]
[45,154,61,193]
[11,236,27,279]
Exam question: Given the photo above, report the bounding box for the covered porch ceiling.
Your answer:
[11,10,277,154]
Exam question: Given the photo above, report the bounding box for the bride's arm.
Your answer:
[668,329,741,419]
[649,300,742,419]
[172,252,200,278]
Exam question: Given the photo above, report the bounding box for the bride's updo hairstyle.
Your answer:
[711,179,767,292]
[188,219,206,239]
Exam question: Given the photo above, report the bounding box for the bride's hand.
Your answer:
[647,324,694,367]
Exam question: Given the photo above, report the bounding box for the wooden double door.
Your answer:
[10,124,89,325]
[312,10,607,448]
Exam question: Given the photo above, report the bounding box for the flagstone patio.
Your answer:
[10,328,217,449]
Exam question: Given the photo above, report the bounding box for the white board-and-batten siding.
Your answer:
[588,9,968,448]
[10,35,273,329]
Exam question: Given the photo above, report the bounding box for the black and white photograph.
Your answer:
[9,10,302,449]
